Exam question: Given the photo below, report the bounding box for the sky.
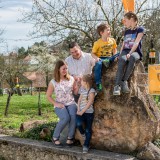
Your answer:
[0,0,43,53]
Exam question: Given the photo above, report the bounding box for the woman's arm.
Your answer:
[46,82,64,108]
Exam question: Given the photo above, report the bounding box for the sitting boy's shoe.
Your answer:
[83,146,89,154]
[96,83,102,92]
[113,85,121,95]
[102,59,110,68]
[121,81,130,93]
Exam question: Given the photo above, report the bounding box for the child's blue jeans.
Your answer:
[76,113,94,148]
[94,53,119,84]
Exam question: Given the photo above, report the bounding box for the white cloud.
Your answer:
[0,0,43,53]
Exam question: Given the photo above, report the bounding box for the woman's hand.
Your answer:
[54,102,65,108]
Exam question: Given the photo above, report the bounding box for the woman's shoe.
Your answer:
[51,138,63,148]
[66,138,74,148]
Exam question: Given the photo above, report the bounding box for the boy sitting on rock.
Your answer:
[92,23,119,91]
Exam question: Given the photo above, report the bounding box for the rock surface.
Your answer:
[76,62,160,153]
[0,134,138,160]
[137,142,160,160]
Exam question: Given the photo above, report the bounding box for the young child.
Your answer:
[92,23,119,91]
[113,11,144,95]
[76,74,96,153]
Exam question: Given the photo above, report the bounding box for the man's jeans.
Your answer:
[94,53,119,84]
[115,51,140,85]
[76,113,94,147]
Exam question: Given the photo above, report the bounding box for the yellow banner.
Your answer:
[122,0,135,12]
[148,65,160,95]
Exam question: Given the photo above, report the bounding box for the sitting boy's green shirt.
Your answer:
[92,38,117,57]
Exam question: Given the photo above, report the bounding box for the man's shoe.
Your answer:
[83,146,89,153]
[121,81,130,93]
[102,59,110,68]
[96,83,102,92]
[113,85,121,95]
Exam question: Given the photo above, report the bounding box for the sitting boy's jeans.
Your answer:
[94,53,119,84]
[76,113,94,148]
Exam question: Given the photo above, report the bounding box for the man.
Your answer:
[65,42,95,102]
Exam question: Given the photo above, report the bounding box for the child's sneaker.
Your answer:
[121,81,130,93]
[81,134,86,141]
[113,85,121,95]
[96,83,102,92]
[83,146,89,153]
[102,59,110,68]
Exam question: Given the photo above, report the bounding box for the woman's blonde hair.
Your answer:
[53,60,70,82]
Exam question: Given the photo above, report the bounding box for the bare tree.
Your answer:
[21,0,158,51]
[2,52,28,116]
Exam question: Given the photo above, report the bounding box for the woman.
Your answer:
[46,60,78,147]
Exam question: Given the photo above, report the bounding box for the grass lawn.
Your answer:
[0,93,58,133]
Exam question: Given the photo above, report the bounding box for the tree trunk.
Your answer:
[46,71,49,88]
[4,90,13,116]
[17,87,22,96]
[38,87,41,116]
[0,82,3,96]
[30,81,33,96]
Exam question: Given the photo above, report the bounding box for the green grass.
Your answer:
[0,93,58,133]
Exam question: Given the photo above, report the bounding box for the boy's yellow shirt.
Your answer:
[92,38,117,57]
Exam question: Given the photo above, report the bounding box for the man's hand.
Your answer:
[95,57,100,62]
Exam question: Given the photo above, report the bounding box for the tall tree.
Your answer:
[21,0,159,50]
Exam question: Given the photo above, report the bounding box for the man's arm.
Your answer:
[91,52,100,62]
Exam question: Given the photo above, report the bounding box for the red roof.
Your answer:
[23,72,47,87]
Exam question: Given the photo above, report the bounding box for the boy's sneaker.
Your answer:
[96,83,102,92]
[121,81,130,93]
[102,59,110,68]
[83,146,89,154]
[113,85,121,95]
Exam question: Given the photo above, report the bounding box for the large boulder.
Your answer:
[137,142,160,160]
[79,62,160,153]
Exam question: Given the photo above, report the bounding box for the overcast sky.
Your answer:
[0,0,43,53]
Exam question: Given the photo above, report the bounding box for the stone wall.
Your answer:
[0,134,137,160]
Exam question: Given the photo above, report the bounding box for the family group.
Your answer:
[46,11,144,153]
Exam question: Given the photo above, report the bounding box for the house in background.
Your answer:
[23,71,47,91]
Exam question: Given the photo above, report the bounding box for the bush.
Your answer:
[14,122,57,142]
